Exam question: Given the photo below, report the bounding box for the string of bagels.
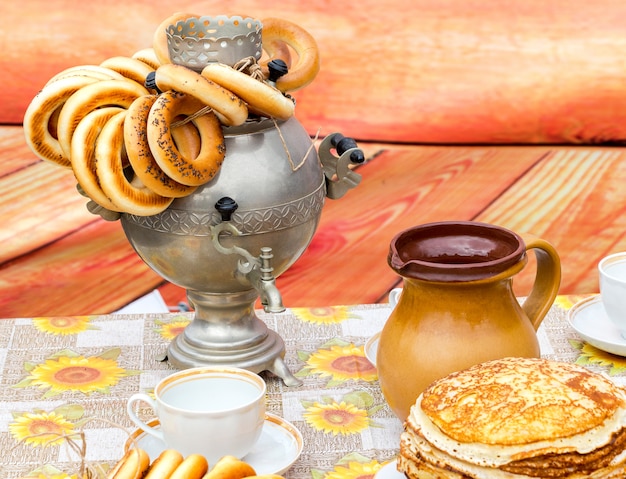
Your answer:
[23,13,320,217]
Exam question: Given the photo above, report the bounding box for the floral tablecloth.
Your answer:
[1,295,625,478]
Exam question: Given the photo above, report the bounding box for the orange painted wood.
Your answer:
[274,146,544,307]
[5,1,626,317]
[477,147,626,296]
[3,139,626,315]
[0,128,97,263]
[5,1,626,143]
[0,219,163,317]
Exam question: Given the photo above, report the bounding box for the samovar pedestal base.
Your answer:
[165,289,302,387]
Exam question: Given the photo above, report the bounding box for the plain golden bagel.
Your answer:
[201,63,295,120]
[260,37,292,74]
[203,455,257,479]
[95,110,174,216]
[107,448,151,479]
[56,78,150,159]
[45,64,127,85]
[100,56,156,89]
[143,449,184,479]
[23,74,101,167]
[168,453,208,479]
[147,90,226,186]
[70,106,126,211]
[152,11,197,65]
[124,94,199,198]
[154,63,248,126]
[261,17,320,92]
[132,47,162,70]
[171,114,202,161]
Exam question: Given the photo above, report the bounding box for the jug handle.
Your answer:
[520,234,562,330]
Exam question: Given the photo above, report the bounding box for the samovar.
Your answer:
[120,16,363,386]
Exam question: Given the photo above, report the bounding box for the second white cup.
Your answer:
[127,366,266,463]
[599,252,626,337]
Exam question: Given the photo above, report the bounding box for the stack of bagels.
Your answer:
[23,13,320,217]
[108,450,282,479]
[398,357,626,478]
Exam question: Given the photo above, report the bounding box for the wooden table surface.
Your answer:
[3,1,626,317]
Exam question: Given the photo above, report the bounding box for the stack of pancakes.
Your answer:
[398,357,626,478]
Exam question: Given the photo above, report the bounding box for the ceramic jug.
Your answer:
[376,221,561,420]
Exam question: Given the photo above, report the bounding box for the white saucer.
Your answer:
[568,296,626,357]
[125,413,303,475]
[375,460,403,479]
[365,331,380,366]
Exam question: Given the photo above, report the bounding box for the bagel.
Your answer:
[56,78,149,159]
[154,63,248,126]
[45,64,127,85]
[169,453,208,479]
[152,11,197,65]
[100,56,156,89]
[132,47,162,70]
[144,449,184,479]
[201,63,295,120]
[23,74,102,167]
[70,106,126,211]
[171,114,202,161]
[260,38,292,73]
[107,448,151,479]
[147,90,226,186]
[202,455,256,479]
[261,17,320,92]
[95,110,174,215]
[124,94,198,197]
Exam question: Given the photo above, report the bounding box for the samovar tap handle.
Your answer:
[319,133,364,199]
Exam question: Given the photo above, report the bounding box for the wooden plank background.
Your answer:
[3,1,626,317]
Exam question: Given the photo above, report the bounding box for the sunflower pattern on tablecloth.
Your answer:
[19,467,81,479]
[302,390,384,436]
[295,338,377,386]
[154,314,191,340]
[32,316,98,335]
[13,348,141,398]
[553,294,592,311]
[569,339,626,375]
[9,404,86,447]
[291,306,359,325]
[312,453,388,479]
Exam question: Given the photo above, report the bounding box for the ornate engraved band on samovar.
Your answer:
[22,14,363,387]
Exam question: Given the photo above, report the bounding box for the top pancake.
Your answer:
[420,357,626,445]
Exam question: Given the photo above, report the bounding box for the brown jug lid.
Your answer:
[388,221,525,282]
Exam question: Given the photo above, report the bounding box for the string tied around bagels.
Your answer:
[232,56,265,81]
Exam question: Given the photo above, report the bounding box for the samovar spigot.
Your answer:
[247,247,284,313]
[213,197,285,314]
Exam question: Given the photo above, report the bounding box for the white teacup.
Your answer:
[127,366,266,463]
[599,252,626,337]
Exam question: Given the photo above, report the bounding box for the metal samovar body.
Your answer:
[121,116,361,386]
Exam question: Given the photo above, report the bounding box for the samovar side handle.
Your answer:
[319,133,365,199]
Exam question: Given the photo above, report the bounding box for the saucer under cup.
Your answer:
[568,296,626,357]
